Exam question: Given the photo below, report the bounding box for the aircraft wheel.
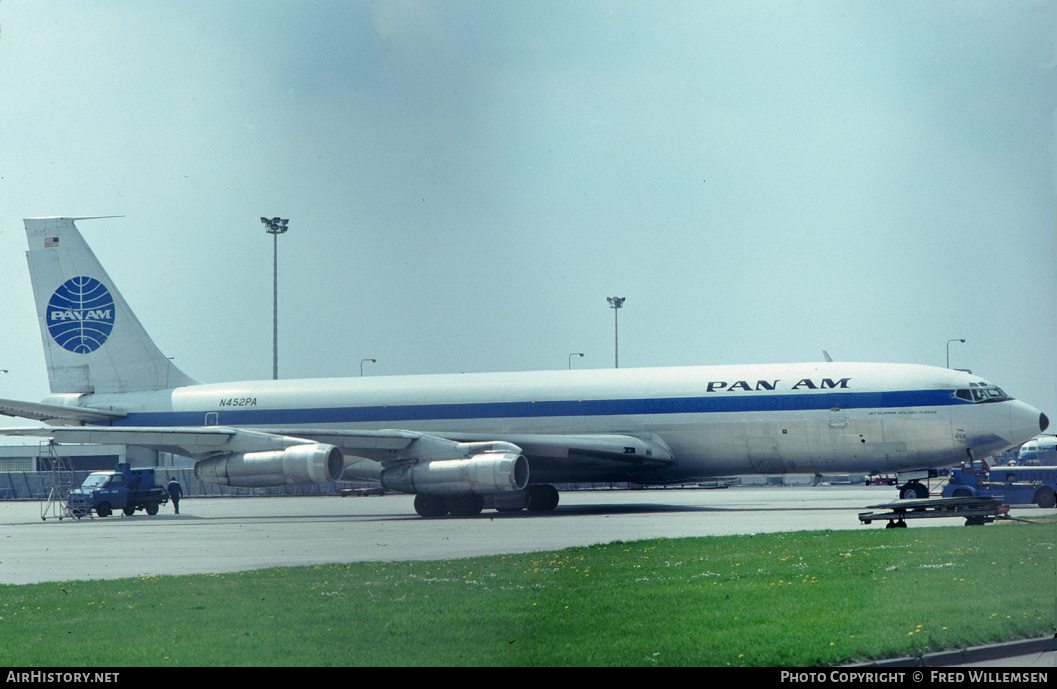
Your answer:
[526,484,559,512]
[414,494,449,518]
[447,494,484,517]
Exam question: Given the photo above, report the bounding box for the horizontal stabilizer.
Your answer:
[0,425,369,461]
[0,398,127,424]
[0,425,236,455]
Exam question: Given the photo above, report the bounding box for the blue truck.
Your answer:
[67,463,170,518]
[941,462,1057,508]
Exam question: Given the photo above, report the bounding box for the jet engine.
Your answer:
[381,452,529,495]
[195,443,344,488]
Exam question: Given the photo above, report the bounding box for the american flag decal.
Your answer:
[44,237,59,247]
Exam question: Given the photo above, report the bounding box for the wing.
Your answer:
[232,428,677,484]
[0,425,368,488]
[1,424,676,486]
[435,431,677,483]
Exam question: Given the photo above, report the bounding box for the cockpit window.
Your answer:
[955,383,1012,403]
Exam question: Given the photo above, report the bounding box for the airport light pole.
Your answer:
[607,297,625,368]
[947,339,965,369]
[261,217,289,380]
[361,358,376,377]
[568,352,584,369]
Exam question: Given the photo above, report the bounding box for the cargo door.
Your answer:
[828,396,848,429]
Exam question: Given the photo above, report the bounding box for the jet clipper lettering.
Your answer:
[0,217,1049,518]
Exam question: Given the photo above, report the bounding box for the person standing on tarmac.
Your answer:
[167,476,183,514]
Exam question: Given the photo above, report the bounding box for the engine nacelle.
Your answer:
[195,443,344,488]
[381,452,529,495]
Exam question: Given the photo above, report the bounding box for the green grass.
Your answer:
[1,521,1053,666]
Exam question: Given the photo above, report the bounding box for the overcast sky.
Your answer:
[1,1,1054,421]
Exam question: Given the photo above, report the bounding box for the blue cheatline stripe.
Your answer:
[113,388,966,428]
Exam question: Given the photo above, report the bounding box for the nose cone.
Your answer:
[1008,400,1047,445]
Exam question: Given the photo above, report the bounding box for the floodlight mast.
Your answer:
[946,338,965,369]
[261,217,289,380]
[607,297,625,368]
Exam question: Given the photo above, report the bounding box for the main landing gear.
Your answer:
[413,484,560,518]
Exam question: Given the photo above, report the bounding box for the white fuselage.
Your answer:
[65,362,1046,484]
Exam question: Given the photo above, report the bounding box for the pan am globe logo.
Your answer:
[46,276,116,354]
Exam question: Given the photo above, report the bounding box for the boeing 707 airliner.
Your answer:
[0,217,1048,517]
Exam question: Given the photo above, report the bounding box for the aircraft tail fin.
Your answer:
[24,217,200,394]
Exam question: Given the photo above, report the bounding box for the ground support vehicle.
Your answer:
[941,463,1056,508]
[66,463,169,518]
[858,496,1008,527]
